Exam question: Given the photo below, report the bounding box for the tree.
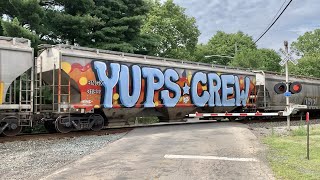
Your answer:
[44,10,103,45]
[204,31,256,65]
[141,0,200,59]
[291,29,320,55]
[289,53,320,78]
[190,44,213,62]
[0,0,44,30]
[1,18,40,45]
[0,21,3,36]
[48,0,153,52]
[0,0,44,46]
[1,0,152,53]
[230,48,281,72]
[87,0,151,52]
[288,29,320,77]
[43,0,152,52]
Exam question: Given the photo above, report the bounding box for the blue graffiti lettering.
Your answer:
[221,75,235,106]
[191,72,210,107]
[234,76,241,106]
[119,65,141,107]
[239,77,250,106]
[93,62,120,108]
[142,67,164,107]
[160,69,181,107]
[207,73,222,106]
[93,61,252,108]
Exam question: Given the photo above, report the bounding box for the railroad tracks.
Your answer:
[0,128,132,143]
[0,115,316,143]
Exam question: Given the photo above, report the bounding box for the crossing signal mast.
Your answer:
[278,41,301,130]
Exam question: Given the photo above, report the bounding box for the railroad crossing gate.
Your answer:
[279,48,298,66]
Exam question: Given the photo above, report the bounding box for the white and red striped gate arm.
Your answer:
[189,111,279,118]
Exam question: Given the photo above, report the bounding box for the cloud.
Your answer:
[172,0,320,50]
[289,26,319,36]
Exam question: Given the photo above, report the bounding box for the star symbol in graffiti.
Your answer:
[182,83,190,95]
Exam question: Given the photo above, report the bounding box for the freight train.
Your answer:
[0,36,318,136]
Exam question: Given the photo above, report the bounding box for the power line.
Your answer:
[256,0,287,39]
[254,0,293,44]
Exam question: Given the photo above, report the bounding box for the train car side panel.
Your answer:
[38,46,257,124]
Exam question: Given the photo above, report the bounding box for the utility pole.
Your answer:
[284,40,290,130]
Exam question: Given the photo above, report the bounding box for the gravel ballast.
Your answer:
[0,133,126,180]
[247,119,320,137]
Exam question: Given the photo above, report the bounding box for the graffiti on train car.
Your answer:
[60,61,255,108]
[92,61,254,108]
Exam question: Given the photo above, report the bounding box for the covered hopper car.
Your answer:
[0,36,319,136]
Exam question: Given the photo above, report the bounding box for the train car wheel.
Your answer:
[55,116,73,133]
[1,116,22,136]
[89,114,104,131]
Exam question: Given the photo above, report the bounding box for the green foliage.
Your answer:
[205,31,256,65]
[289,29,320,78]
[263,126,320,180]
[0,0,151,52]
[23,124,47,133]
[290,125,307,136]
[137,117,159,124]
[141,0,200,59]
[231,48,281,72]
[1,18,40,45]
[190,44,212,62]
[1,0,45,36]
[53,0,96,15]
[289,53,320,78]
[84,0,150,52]
[0,0,44,48]
[42,86,53,104]
[49,0,151,52]
[291,29,320,55]
[0,21,3,36]
[45,11,103,45]
[192,31,281,72]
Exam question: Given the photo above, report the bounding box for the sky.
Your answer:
[171,0,320,51]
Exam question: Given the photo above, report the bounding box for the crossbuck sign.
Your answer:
[279,48,298,66]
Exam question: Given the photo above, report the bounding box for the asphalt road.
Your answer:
[42,122,274,180]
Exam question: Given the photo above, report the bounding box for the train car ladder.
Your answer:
[35,55,71,114]
[19,66,34,127]
[34,56,44,113]
[55,54,71,113]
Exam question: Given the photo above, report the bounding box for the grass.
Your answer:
[23,124,47,133]
[263,125,320,180]
[136,117,160,124]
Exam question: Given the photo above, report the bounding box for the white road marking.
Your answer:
[164,154,259,162]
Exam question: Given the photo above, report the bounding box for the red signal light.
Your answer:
[274,82,302,94]
[289,82,302,94]
[293,85,300,91]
